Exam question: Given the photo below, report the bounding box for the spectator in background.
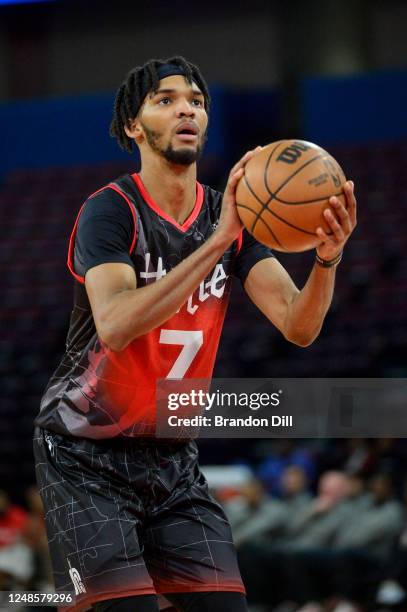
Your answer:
[376,476,407,608]
[228,466,311,547]
[0,489,33,590]
[329,472,405,611]
[282,473,404,612]
[282,465,311,504]
[280,465,313,520]
[238,471,352,608]
[257,440,316,497]
[334,473,403,558]
[345,473,372,512]
[281,471,352,551]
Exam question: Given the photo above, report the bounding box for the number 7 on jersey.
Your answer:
[159,330,204,379]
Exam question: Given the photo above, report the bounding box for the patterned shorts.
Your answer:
[33,428,244,611]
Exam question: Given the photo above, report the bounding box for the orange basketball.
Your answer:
[236,139,347,252]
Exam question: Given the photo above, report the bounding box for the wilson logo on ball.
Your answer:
[276,141,312,164]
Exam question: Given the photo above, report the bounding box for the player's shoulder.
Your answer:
[81,175,134,218]
[86,174,130,204]
[201,183,223,212]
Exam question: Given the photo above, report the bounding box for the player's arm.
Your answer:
[244,257,336,346]
[86,229,227,351]
[244,181,357,346]
[85,150,256,352]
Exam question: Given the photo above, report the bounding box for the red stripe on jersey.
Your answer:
[107,182,138,253]
[67,186,107,284]
[132,173,204,232]
[67,185,137,284]
[236,230,243,255]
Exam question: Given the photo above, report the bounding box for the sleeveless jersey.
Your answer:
[35,173,244,439]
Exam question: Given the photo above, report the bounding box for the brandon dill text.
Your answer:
[167,415,293,428]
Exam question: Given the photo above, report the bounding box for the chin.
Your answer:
[163,146,201,166]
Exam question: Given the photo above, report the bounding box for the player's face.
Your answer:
[136,75,208,165]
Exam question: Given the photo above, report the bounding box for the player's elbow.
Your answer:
[282,309,322,347]
[98,316,146,351]
[284,327,319,347]
[95,301,139,351]
[97,319,130,352]
[98,328,127,352]
[291,334,316,347]
[105,336,129,352]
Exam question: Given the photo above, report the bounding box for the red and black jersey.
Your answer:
[35,173,273,438]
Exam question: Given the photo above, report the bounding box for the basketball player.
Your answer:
[33,57,356,612]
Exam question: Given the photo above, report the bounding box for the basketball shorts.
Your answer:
[33,428,245,611]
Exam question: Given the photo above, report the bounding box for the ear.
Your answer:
[124,118,144,144]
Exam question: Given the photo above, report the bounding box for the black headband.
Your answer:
[138,63,188,112]
[156,63,187,81]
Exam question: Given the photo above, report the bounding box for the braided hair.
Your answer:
[110,56,211,153]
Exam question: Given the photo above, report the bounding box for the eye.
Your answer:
[158,97,171,105]
[192,98,203,107]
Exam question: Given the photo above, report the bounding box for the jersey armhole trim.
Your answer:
[66,184,137,285]
[107,182,138,253]
[235,230,243,255]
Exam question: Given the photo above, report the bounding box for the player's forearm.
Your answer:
[100,230,232,351]
[284,262,337,346]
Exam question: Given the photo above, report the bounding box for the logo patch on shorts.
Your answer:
[68,559,86,595]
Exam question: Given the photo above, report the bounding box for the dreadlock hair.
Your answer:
[109,55,211,154]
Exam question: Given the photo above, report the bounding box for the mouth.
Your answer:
[175,122,199,142]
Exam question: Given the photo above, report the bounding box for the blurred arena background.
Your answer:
[0,0,407,610]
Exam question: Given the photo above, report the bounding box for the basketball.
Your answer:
[236,139,347,252]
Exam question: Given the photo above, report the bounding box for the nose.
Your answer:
[175,98,195,118]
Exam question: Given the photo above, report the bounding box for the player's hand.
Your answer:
[315,180,357,261]
[216,146,263,243]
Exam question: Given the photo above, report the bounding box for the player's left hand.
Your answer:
[315,180,357,261]
[217,146,263,242]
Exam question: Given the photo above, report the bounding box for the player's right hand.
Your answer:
[216,146,263,242]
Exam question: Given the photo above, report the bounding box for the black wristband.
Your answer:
[315,251,343,268]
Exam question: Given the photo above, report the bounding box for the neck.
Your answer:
[139,152,197,225]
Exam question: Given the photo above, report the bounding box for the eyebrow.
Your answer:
[151,88,204,97]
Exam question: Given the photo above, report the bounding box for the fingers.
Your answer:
[226,167,244,194]
[343,180,357,226]
[229,146,262,177]
[320,180,357,241]
[316,225,337,245]
[226,146,263,198]
[324,205,346,240]
[316,205,345,247]
[328,196,352,235]
[316,180,357,257]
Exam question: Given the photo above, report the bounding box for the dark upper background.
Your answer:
[1,0,407,100]
[0,0,406,498]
